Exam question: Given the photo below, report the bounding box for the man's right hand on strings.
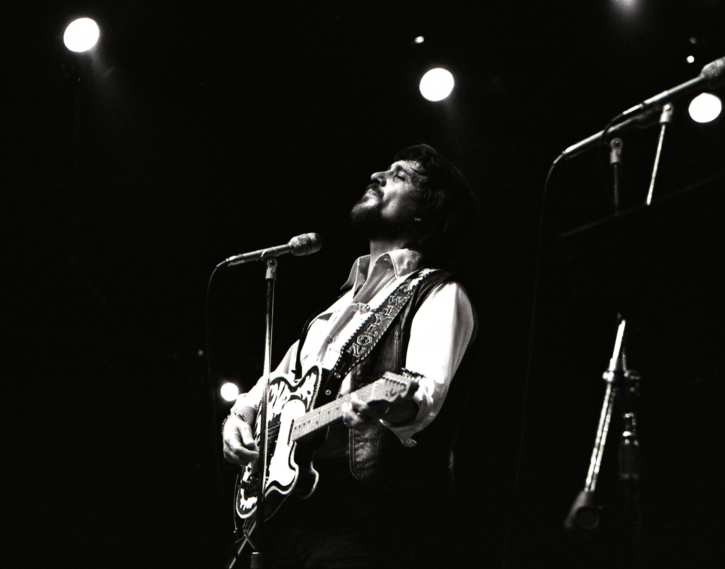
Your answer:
[222,414,259,466]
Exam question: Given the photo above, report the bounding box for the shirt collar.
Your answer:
[340,248,424,291]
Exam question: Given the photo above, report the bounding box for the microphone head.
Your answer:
[564,490,601,536]
[289,233,323,256]
[701,56,725,87]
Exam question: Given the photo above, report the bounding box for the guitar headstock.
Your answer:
[374,370,421,403]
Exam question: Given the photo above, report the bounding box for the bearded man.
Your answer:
[222,144,479,569]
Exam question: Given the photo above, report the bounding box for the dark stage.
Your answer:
[6,1,724,567]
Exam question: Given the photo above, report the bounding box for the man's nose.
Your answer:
[370,171,387,186]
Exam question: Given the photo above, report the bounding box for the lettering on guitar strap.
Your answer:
[343,270,433,361]
[310,268,437,408]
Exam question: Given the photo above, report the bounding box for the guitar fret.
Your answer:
[291,383,380,441]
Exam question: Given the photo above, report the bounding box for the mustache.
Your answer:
[365,184,381,197]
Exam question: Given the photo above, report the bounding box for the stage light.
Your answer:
[687,55,695,64]
[221,382,240,402]
[688,93,722,123]
[414,36,425,44]
[613,0,638,10]
[612,0,642,20]
[64,18,100,52]
[419,68,454,102]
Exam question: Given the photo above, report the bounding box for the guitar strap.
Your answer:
[313,268,439,409]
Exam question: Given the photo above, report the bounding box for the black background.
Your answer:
[6,1,724,567]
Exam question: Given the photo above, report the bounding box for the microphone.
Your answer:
[223,233,322,267]
[561,56,725,160]
[562,106,661,160]
[564,490,601,535]
[620,56,725,119]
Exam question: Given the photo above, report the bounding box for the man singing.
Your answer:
[222,144,479,569]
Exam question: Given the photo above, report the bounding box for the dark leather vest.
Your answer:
[315,269,477,491]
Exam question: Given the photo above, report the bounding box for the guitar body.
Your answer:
[233,365,417,524]
[235,366,322,521]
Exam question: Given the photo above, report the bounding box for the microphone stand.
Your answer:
[645,103,674,206]
[564,319,644,569]
[251,256,277,569]
[610,138,624,214]
[564,319,626,535]
[227,257,277,569]
[565,102,648,532]
[559,71,693,569]
[619,366,643,569]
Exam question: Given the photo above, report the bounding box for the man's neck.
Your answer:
[367,238,410,278]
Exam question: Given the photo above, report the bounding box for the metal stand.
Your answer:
[646,103,674,206]
[564,319,626,533]
[619,352,643,568]
[610,138,624,214]
[227,257,277,569]
[560,94,685,568]
[250,256,277,569]
[564,318,643,568]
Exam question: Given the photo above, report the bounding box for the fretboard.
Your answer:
[290,382,376,441]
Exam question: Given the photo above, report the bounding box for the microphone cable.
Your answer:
[204,262,229,499]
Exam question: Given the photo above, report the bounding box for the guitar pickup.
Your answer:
[238,475,259,495]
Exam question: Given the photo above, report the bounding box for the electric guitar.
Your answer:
[233,365,419,523]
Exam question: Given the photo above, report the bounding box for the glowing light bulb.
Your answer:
[221,382,240,402]
[64,18,100,52]
[419,68,455,102]
[688,93,722,123]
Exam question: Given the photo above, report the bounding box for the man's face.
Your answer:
[350,160,425,239]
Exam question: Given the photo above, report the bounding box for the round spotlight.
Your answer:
[64,18,100,53]
[220,382,240,402]
[688,93,722,123]
[419,68,454,102]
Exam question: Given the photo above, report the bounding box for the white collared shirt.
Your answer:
[232,248,475,446]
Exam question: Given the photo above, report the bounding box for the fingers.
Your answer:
[238,423,259,453]
[352,394,392,421]
[223,416,259,466]
[224,445,258,466]
[341,401,354,427]
[350,394,369,415]
[341,397,377,430]
[224,437,259,466]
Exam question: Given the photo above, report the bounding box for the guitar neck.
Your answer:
[290,383,376,442]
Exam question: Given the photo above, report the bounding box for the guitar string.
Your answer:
[261,377,408,442]
[292,384,373,438]
[291,377,407,438]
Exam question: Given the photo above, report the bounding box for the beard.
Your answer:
[350,197,384,238]
[349,195,415,241]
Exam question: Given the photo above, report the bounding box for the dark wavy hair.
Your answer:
[395,144,479,268]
